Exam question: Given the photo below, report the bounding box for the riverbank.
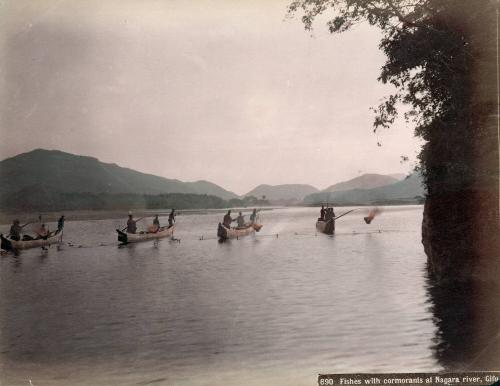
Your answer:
[0,207,277,226]
[0,203,424,226]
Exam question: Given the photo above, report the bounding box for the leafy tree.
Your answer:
[288,0,499,281]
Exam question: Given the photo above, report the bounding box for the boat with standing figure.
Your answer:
[316,218,335,235]
[1,231,63,252]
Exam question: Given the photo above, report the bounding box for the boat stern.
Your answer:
[116,229,128,244]
[252,223,263,232]
[0,234,13,252]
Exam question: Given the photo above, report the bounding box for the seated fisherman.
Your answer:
[236,212,246,228]
[36,224,49,239]
[148,214,160,233]
[9,220,22,241]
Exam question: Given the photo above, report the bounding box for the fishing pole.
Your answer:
[5,220,35,238]
[333,208,358,221]
[120,216,147,232]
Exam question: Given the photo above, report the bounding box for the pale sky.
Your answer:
[0,0,422,195]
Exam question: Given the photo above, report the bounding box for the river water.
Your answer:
[0,206,447,385]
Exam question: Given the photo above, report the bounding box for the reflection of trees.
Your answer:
[427,272,500,370]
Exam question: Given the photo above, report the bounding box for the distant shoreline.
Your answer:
[0,202,424,226]
[0,207,278,226]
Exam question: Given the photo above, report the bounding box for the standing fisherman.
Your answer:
[57,215,65,234]
[222,210,234,229]
[168,209,176,228]
[250,209,258,224]
[320,205,326,220]
[153,214,160,231]
[127,213,137,234]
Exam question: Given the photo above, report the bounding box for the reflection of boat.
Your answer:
[316,218,335,235]
[1,232,62,252]
[116,225,175,244]
[217,223,262,241]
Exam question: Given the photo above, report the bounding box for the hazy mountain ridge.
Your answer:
[304,173,425,205]
[0,149,421,209]
[0,149,238,200]
[244,184,319,201]
[323,173,399,192]
[388,173,407,181]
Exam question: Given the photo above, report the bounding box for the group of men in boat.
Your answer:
[126,209,176,234]
[8,215,65,241]
[319,205,336,222]
[222,209,258,229]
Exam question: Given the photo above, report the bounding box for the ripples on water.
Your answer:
[0,206,442,385]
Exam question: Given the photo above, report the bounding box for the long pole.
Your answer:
[333,209,357,221]
[120,216,146,232]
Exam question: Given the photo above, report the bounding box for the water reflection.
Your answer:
[0,206,449,385]
[427,272,500,370]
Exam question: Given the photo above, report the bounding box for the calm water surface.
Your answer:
[0,206,441,385]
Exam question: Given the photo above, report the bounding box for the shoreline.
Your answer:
[0,203,424,226]
[0,207,280,226]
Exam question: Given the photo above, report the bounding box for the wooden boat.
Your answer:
[217,222,262,241]
[316,218,335,235]
[1,232,63,252]
[116,225,175,244]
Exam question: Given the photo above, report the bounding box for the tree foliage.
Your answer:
[288,0,477,195]
[0,191,270,212]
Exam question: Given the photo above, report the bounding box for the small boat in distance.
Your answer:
[116,225,175,244]
[1,232,63,252]
[316,218,335,235]
[217,223,262,241]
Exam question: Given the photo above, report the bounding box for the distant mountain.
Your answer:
[244,184,319,201]
[388,173,407,181]
[323,173,399,192]
[304,173,425,205]
[0,149,238,200]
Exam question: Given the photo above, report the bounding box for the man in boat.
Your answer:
[36,224,50,239]
[168,209,176,228]
[153,215,160,231]
[222,210,234,228]
[56,215,65,234]
[127,214,137,234]
[249,209,257,224]
[9,220,22,241]
[320,205,326,221]
[236,212,246,228]
[327,207,336,221]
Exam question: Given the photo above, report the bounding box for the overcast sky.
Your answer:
[0,0,422,195]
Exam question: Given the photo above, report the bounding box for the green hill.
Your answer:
[0,149,238,200]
